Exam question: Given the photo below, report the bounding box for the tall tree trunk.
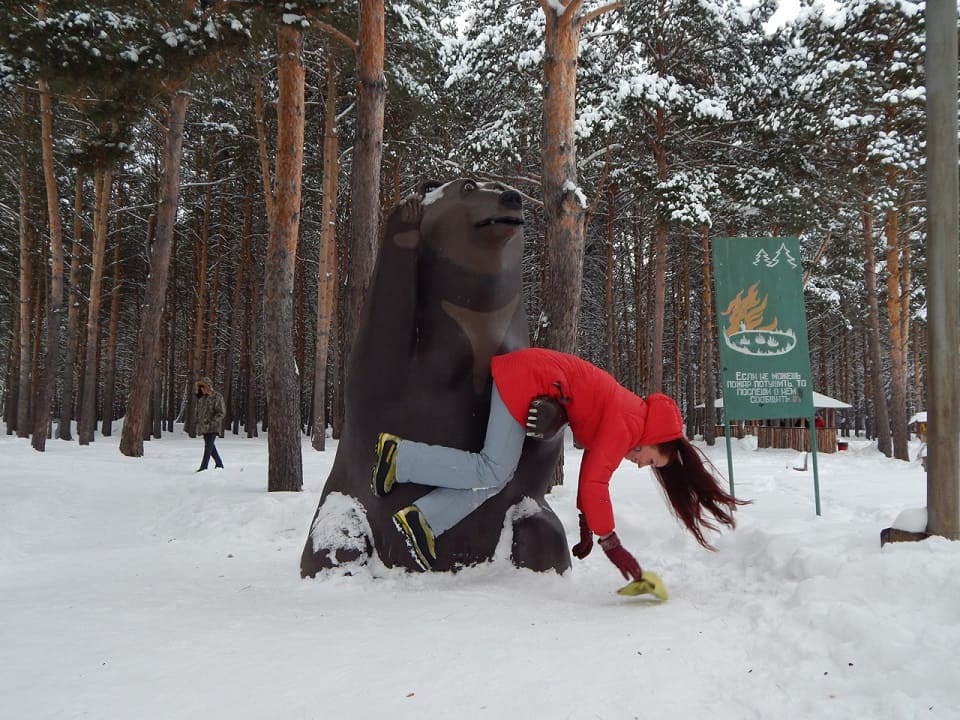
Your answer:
[632,226,646,389]
[700,226,717,445]
[343,0,385,388]
[120,88,192,457]
[296,251,307,428]
[244,230,259,438]
[539,0,586,355]
[254,75,276,229]
[186,152,216,436]
[31,267,46,422]
[603,183,618,377]
[676,241,688,397]
[4,302,20,432]
[100,233,122,436]
[883,168,909,460]
[538,0,621,356]
[164,221,176,435]
[312,54,340,452]
[16,88,34,438]
[32,33,65,450]
[203,195,225,377]
[78,166,112,445]
[263,22,305,492]
[225,180,252,434]
[648,106,669,392]
[58,162,85,440]
[860,183,892,456]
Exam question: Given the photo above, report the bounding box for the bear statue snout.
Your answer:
[500,189,523,210]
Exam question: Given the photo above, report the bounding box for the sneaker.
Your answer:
[371,432,400,496]
[393,505,436,570]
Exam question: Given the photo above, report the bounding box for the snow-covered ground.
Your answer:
[2,423,957,719]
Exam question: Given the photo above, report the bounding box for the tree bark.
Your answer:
[4,300,20,432]
[32,23,65,450]
[163,219,176,435]
[78,166,112,445]
[343,0,385,388]
[603,183,618,377]
[312,53,339,452]
[16,88,34,438]
[185,151,216,436]
[263,21,305,492]
[224,179,252,434]
[100,234,122,436]
[700,226,717,445]
[632,225,647,389]
[58,161,85,440]
[244,225,259,438]
[254,75,275,229]
[120,88,192,456]
[539,0,586,355]
[204,195,225,377]
[648,105,669,392]
[883,166,910,460]
[860,179,892,457]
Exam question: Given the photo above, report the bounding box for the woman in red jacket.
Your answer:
[373,348,745,590]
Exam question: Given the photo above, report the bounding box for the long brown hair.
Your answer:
[652,436,750,549]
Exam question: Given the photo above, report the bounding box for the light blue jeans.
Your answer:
[394,387,526,536]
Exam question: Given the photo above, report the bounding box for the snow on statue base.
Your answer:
[300,179,571,577]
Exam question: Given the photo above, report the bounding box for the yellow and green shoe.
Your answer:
[371,432,400,496]
[393,505,436,570]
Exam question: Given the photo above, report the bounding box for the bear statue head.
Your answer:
[415,178,526,277]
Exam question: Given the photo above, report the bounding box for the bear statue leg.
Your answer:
[510,504,572,574]
[300,493,374,578]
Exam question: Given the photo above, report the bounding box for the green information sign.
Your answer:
[711,237,814,422]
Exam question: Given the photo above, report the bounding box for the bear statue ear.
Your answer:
[417,179,444,198]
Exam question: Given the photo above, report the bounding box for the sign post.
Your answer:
[711,237,820,514]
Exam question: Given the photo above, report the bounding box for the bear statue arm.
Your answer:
[348,197,422,402]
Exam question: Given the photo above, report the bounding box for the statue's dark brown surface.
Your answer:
[300,179,570,576]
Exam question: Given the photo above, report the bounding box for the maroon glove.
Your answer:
[571,513,593,559]
[598,532,642,581]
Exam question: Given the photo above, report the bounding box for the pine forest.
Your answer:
[0,0,941,483]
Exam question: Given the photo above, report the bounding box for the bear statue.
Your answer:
[300,178,571,576]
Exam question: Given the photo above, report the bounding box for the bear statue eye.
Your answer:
[462,179,477,191]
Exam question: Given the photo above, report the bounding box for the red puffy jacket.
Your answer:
[490,348,683,536]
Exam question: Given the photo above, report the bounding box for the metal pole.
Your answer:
[809,418,821,516]
[724,421,735,496]
[925,1,960,539]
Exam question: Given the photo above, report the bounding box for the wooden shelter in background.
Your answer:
[700,392,853,453]
[908,411,928,441]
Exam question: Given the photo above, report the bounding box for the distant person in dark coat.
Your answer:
[195,376,225,471]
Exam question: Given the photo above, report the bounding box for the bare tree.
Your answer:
[77,165,112,445]
[342,0,384,388]
[860,173,892,457]
[30,1,66,449]
[16,88,34,438]
[263,20,305,492]
[311,53,339,452]
[58,161,85,440]
[119,87,192,456]
[538,0,621,355]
